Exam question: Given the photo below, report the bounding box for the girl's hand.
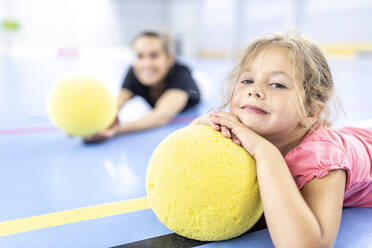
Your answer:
[83,128,117,144]
[209,111,269,157]
[191,112,240,145]
[191,112,220,130]
[83,116,120,144]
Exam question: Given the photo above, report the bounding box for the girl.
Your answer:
[84,31,200,143]
[192,33,372,247]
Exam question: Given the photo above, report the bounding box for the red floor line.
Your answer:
[169,116,196,124]
[0,126,59,135]
[0,116,197,135]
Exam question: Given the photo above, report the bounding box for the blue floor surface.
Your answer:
[1,55,371,247]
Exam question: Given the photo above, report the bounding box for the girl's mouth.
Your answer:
[241,104,268,115]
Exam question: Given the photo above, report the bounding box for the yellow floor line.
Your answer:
[0,197,150,237]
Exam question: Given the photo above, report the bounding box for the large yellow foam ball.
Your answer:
[47,75,117,137]
[146,125,263,241]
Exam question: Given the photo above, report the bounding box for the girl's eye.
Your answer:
[150,52,159,59]
[271,83,286,89]
[241,79,254,84]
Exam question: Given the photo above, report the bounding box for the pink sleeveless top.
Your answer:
[285,127,372,207]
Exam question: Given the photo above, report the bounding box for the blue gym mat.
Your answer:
[1,56,371,247]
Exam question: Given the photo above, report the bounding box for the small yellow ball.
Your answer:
[47,75,117,137]
[146,125,263,241]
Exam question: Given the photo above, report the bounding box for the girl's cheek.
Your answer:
[230,91,241,106]
[229,99,239,115]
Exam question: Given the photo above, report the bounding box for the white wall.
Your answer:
[1,0,372,58]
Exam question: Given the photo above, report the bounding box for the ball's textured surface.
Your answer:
[47,75,117,137]
[146,125,262,241]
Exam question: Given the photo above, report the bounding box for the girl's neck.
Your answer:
[149,81,166,102]
[149,80,166,90]
[265,127,309,157]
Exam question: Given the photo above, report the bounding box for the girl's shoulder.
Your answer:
[287,127,344,160]
[285,126,372,191]
[295,126,372,150]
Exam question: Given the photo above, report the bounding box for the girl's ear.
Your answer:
[167,55,175,67]
[303,103,323,128]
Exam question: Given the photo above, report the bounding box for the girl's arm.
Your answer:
[300,170,346,247]
[84,89,188,143]
[255,147,346,248]
[82,89,132,143]
[117,88,134,110]
[202,112,346,248]
[114,89,188,134]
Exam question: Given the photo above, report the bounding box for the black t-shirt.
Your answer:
[121,62,200,111]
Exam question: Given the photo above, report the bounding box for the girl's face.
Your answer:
[133,36,174,87]
[230,46,305,140]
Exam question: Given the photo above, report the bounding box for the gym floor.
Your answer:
[0,54,372,247]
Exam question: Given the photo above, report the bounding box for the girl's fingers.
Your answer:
[83,136,106,144]
[191,117,201,125]
[209,118,221,130]
[211,115,243,143]
[211,116,233,129]
[191,114,221,130]
[192,114,221,130]
[218,120,242,146]
[212,123,220,130]
[212,112,238,122]
[104,129,116,138]
[221,126,231,138]
[232,134,241,146]
[191,112,240,134]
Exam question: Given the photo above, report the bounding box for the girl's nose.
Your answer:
[248,86,265,100]
[137,56,152,68]
[142,58,152,67]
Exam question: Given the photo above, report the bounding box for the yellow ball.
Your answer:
[47,75,117,137]
[146,125,263,241]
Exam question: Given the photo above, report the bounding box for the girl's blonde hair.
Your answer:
[222,32,342,127]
